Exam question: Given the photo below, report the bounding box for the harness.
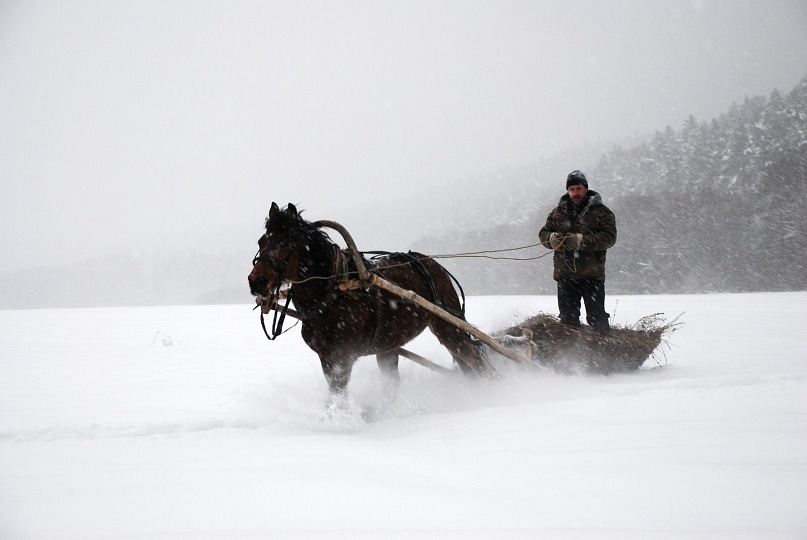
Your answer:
[256,247,467,343]
[360,251,467,351]
[364,251,467,318]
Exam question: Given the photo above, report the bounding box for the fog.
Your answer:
[1,0,806,274]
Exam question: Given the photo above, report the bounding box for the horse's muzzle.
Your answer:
[248,273,269,296]
[247,272,272,314]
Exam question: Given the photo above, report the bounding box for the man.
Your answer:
[539,170,617,335]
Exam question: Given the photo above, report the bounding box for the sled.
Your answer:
[491,312,680,374]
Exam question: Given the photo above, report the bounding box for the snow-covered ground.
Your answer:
[1,292,806,539]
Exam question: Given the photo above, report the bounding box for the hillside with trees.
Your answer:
[420,75,807,295]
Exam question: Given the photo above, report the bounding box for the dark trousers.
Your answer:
[557,278,610,333]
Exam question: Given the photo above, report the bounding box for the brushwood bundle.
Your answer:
[492,313,681,375]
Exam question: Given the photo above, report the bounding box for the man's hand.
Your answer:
[549,232,566,251]
[564,233,583,250]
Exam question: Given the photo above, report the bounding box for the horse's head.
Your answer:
[248,202,304,304]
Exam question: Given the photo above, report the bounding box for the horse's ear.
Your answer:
[287,203,298,218]
[269,202,280,218]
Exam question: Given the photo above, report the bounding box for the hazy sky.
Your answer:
[1,0,806,272]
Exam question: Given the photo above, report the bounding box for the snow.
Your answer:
[1,292,806,539]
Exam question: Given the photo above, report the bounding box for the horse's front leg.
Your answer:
[319,352,355,398]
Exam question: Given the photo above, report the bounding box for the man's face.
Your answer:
[567,184,588,205]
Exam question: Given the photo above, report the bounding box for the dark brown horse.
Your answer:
[248,203,491,401]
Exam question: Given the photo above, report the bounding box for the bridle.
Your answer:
[252,245,298,340]
[252,236,353,342]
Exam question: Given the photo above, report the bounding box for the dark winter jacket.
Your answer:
[538,190,617,281]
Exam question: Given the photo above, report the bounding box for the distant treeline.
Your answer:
[4,78,805,308]
[421,75,807,295]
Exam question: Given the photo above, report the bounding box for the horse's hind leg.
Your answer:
[376,350,401,395]
[428,317,492,376]
[351,351,400,422]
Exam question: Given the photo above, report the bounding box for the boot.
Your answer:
[593,322,610,336]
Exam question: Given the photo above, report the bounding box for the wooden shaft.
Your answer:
[394,348,454,375]
[367,274,534,365]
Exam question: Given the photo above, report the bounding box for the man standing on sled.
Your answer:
[539,170,617,335]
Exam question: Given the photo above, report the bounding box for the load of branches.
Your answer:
[492,313,681,375]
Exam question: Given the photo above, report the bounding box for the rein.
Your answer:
[259,280,295,340]
[255,249,298,340]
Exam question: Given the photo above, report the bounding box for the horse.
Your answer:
[248,203,491,404]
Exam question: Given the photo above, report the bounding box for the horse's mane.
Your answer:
[265,204,334,248]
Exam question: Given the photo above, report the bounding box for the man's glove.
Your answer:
[564,233,583,250]
[549,232,565,251]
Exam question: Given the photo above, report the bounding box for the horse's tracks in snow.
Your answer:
[0,418,263,443]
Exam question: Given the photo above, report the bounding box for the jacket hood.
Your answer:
[558,189,604,210]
